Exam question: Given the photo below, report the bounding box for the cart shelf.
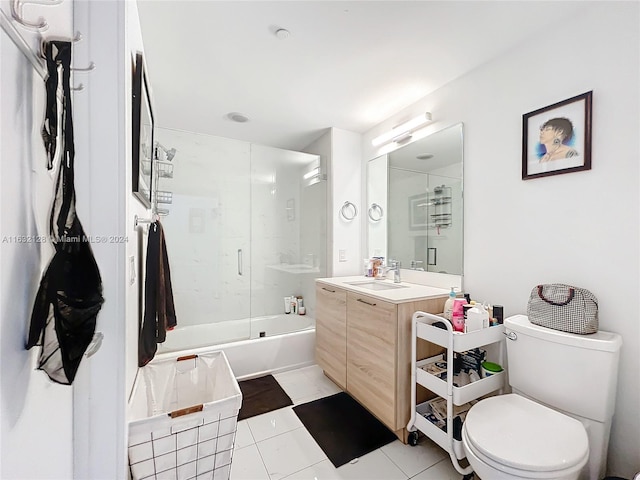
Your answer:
[415,401,466,460]
[417,356,505,406]
[416,320,504,351]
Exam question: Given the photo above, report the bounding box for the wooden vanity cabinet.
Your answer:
[315,284,347,389]
[315,282,447,442]
[346,292,397,427]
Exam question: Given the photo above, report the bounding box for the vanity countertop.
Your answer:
[316,276,450,304]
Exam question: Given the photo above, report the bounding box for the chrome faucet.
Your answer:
[410,260,424,271]
[391,261,401,283]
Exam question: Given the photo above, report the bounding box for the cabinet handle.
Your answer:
[357,298,376,306]
[238,249,243,276]
[322,287,336,293]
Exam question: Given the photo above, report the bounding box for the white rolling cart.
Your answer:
[406,311,506,478]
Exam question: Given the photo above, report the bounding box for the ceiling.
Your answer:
[137,1,587,152]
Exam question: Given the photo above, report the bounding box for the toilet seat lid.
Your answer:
[463,394,589,472]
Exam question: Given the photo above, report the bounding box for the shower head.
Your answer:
[165,148,176,161]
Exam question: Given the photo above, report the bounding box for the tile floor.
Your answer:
[229,365,465,480]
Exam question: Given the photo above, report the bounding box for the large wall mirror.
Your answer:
[367,123,463,276]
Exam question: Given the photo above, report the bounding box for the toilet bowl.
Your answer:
[462,394,589,480]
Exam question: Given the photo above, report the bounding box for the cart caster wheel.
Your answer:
[408,431,419,446]
[462,474,474,480]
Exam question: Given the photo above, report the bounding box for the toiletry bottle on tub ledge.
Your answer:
[284,296,291,314]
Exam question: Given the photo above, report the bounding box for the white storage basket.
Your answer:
[128,351,242,480]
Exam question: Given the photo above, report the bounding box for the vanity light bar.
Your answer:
[371,112,433,147]
[303,166,320,180]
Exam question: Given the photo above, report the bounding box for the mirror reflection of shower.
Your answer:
[368,123,463,276]
[154,128,327,353]
[155,142,176,161]
[152,142,177,217]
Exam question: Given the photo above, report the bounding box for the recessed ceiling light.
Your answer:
[275,28,290,40]
[416,153,434,160]
[227,112,250,123]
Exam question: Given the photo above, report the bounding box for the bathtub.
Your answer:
[154,314,316,379]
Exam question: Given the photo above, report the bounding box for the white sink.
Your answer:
[346,280,408,291]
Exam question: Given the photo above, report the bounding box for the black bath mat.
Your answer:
[293,392,397,467]
[237,374,293,421]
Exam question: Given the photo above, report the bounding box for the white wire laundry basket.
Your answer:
[127,351,242,480]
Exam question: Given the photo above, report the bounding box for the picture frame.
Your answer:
[132,52,154,208]
[408,192,429,230]
[522,91,592,180]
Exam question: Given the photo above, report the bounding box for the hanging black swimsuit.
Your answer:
[26,41,104,385]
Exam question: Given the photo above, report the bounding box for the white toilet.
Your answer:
[462,314,622,480]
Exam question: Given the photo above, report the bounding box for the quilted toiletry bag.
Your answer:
[527,283,598,334]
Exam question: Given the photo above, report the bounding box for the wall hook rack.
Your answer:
[39,39,97,72]
[37,38,96,92]
[134,214,156,229]
[3,0,96,91]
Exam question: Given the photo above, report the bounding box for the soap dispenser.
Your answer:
[443,287,456,321]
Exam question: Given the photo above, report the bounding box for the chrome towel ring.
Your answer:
[368,203,384,222]
[340,201,358,221]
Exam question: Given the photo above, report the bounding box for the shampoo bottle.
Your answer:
[443,287,456,320]
[451,299,466,332]
[465,305,485,332]
[480,304,490,328]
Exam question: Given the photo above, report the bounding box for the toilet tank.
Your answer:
[504,315,622,422]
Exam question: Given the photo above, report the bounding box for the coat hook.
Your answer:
[71,61,96,72]
[11,0,47,30]
[11,0,64,31]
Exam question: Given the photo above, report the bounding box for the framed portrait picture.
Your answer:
[408,192,429,230]
[522,91,592,180]
[132,52,154,208]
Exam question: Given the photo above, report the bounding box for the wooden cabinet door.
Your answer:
[346,292,397,428]
[315,284,347,389]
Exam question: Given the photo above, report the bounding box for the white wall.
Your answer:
[303,129,333,274]
[0,7,74,478]
[329,128,363,276]
[304,127,363,278]
[366,154,388,259]
[362,4,639,477]
[71,1,131,477]
[124,0,152,404]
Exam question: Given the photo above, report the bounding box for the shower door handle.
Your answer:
[238,249,243,276]
[427,247,437,266]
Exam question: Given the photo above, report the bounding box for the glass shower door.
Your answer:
[249,145,326,338]
[155,128,252,348]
